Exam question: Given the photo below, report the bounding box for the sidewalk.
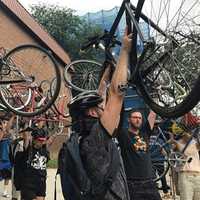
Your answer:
[0,168,180,200]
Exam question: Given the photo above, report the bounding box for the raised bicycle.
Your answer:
[64,0,200,118]
[0,44,61,117]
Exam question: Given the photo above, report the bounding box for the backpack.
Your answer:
[57,131,120,200]
[57,132,91,200]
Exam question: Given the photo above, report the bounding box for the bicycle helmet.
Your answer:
[68,91,103,117]
[32,128,48,141]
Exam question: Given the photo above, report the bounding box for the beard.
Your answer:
[130,123,142,130]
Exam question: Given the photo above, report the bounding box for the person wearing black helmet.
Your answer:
[68,28,131,200]
[19,122,53,200]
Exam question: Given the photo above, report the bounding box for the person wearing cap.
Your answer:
[19,122,53,200]
[67,28,131,200]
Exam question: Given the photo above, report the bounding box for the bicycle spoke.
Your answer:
[64,60,102,92]
[0,44,61,116]
[137,0,200,112]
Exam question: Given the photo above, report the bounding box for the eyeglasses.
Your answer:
[130,116,142,119]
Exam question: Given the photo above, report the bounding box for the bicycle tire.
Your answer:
[0,44,61,117]
[0,85,32,110]
[63,59,102,92]
[131,0,200,118]
[150,145,170,182]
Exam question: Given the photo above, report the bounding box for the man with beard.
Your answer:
[117,109,161,200]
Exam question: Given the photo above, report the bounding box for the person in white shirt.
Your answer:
[173,129,200,200]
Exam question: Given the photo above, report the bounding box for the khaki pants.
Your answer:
[178,172,200,200]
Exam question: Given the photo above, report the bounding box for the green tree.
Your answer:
[30,4,103,60]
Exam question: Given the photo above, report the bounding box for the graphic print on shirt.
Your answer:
[130,133,147,152]
[31,152,47,170]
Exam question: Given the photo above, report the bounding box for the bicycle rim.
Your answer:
[0,85,32,110]
[150,146,170,182]
[134,0,200,117]
[63,59,102,92]
[0,44,61,117]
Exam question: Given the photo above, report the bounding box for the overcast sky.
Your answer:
[18,0,124,15]
[18,0,200,30]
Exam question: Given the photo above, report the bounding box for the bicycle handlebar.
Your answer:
[80,35,101,51]
[80,32,121,51]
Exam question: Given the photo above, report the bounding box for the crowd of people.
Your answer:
[0,116,56,200]
[0,29,200,200]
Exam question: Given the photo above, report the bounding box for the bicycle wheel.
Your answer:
[63,59,102,92]
[131,0,200,118]
[0,44,61,117]
[150,142,170,182]
[0,85,32,110]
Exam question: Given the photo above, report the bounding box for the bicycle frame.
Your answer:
[102,0,178,82]
[103,0,145,71]
[151,126,173,154]
[28,93,70,135]
[153,125,200,168]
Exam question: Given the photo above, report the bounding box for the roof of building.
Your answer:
[0,0,70,65]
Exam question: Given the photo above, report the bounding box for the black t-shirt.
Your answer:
[24,145,49,178]
[117,122,153,180]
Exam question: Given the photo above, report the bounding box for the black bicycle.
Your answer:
[64,0,200,118]
[150,122,200,182]
[0,44,61,117]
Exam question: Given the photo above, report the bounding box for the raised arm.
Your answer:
[195,121,200,150]
[23,131,32,149]
[98,65,112,107]
[2,115,16,138]
[0,128,4,140]
[100,29,132,135]
[148,110,157,130]
[45,134,57,149]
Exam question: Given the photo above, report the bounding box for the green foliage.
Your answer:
[47,159,57,168]
[30,4,104,61]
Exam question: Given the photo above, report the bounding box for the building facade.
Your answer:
[0,0,71,158]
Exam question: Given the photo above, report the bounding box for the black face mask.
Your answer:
[79,116,98,136]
